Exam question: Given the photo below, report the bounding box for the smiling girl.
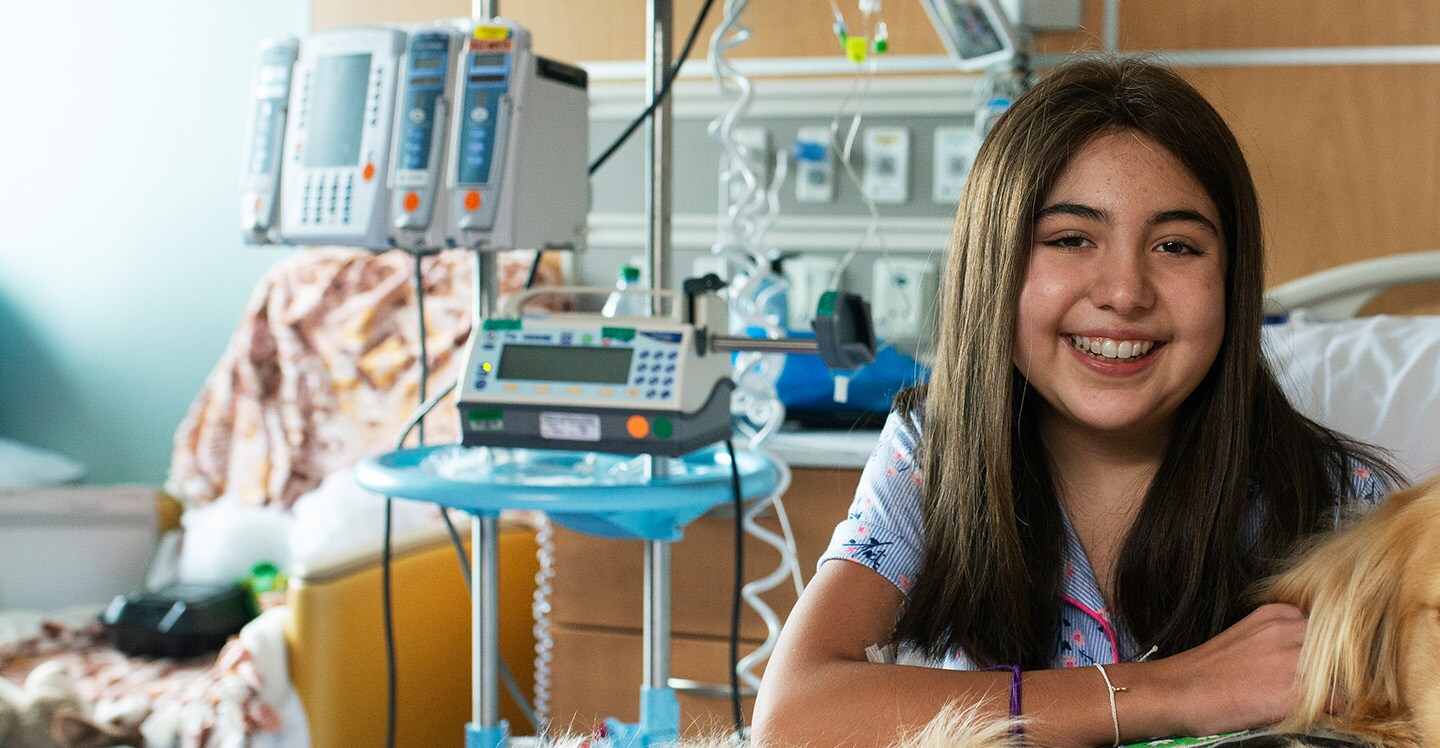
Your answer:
[752,59,1398,747]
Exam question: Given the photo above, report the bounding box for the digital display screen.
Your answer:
[305,53,371,168]
[938,0,1003,59]
[413,55,444,71]
[468,74,505,84]
[497,344,633,384]
[470,52,507,68]
[409,76,444,87]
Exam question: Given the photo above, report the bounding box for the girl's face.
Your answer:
[1013,130,1226,445]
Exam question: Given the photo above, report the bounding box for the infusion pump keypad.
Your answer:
[472,328,685,404]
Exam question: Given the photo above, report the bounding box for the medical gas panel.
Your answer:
[445,21,589,252]
[278,27,407,248]
[388,25,466,251]
[240,38,298,245]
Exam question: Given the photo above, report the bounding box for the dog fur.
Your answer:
[1267,476,1440,746]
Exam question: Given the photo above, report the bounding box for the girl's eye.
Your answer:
[1156,240,1200,255]
[1044,235,1091,249]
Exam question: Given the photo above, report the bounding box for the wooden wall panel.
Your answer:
[317,0,949,59]
[1120,1,1440,51]
[316,0,1095,63]
[1180,64,1440,287]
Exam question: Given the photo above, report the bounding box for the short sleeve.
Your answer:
[1332,459,1392,528]
[818,411,926,594]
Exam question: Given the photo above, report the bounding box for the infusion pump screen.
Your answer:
[497,344,633,384]
[306,53,371,168]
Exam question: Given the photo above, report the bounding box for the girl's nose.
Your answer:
[1088,247,1156,315]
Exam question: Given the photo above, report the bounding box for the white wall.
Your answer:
[0,1,311,483]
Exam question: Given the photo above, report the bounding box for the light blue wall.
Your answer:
[0,1,311,483]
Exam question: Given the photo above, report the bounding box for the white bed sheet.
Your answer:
[1263,314,1440,485]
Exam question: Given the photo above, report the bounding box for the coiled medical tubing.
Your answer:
[703,0,809,723]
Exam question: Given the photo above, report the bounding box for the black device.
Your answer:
[101,582,256,659]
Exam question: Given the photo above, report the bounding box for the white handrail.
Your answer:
[1264,250,1440,319]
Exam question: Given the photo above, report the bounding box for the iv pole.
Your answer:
[641,0,680,742]
[461,0,693,744]
[468,4,504,748]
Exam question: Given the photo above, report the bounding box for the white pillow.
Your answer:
[1263,315,1440,485]
[0,438,84,489]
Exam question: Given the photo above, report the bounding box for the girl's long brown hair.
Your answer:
[893,58,1399,668]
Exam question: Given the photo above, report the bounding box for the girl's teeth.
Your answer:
[1070,336,1154,360]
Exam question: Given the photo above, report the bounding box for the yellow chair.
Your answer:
[158,493,540,747]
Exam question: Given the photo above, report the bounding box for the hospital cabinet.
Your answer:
[548,465,863,736]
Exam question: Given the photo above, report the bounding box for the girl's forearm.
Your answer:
[754,658,1195,748]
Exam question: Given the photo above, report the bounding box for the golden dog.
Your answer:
[1267,476,1440,746]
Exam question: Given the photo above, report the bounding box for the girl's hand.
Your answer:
[1161,603,1307,735]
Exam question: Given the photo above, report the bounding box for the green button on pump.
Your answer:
[652,417,674,439]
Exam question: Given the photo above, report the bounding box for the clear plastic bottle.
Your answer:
[601,265,646,317]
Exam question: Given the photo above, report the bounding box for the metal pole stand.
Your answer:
[603,538,680,747]
[466,512,510,748]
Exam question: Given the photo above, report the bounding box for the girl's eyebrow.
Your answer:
[1034,202,1107,223]
[1034,202,1220,239]
[1152,209,1220,239]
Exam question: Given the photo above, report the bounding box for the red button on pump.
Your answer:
[464,190,482,212]
[403,192,420,212]
[362,162,376,181]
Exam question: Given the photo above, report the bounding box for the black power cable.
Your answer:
[587,0,718,176]
[383,253,430,748]
[724,439,745,738]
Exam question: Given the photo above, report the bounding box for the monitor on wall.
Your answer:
[919,0,1023,72]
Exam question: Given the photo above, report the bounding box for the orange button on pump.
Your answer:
[464,190,482,211]
[362,162,376,181]
[252,195,262,213]
[626,415,650,439]
[403,191,420,212]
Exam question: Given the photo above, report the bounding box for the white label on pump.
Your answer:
[539,412,601,442]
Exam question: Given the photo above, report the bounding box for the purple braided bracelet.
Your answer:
[982,664,1023,736]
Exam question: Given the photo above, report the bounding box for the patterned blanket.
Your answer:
[169,246,567,510]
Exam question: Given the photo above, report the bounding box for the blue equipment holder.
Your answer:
[356,443,781,747]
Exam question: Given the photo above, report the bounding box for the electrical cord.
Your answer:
[587,0,718,175]
[724,439,745,739]
[382,253,433,748]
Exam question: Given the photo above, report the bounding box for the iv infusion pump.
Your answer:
[240,38,298,244]
[278,27,407,248]
[445,21,588,252]
[240,20,589,254]
[389,25,466,251]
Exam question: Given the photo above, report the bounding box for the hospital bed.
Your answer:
[1262,250,1440,484]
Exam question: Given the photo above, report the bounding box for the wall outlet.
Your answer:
[794,126,835,203]
[783,255,841,330]
[863,127,909,204]
[872,256,939,350]
[933,126,982,204]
